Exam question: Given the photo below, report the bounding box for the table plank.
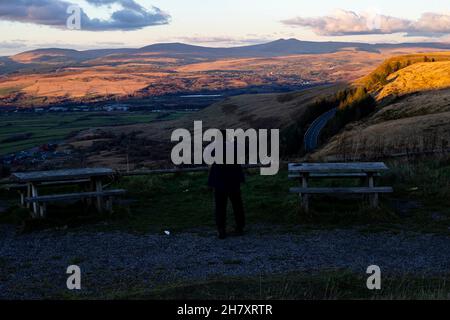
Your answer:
[11,168,114,183]
[288,162,388,173]
[288,173,379,179]
[25,189,126,203]
[290,187,393,194]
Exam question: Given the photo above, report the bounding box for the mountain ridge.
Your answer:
[9,38,450,62]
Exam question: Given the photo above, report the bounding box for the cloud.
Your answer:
[0,0,170,31]
[0,40,29,56]
[282,10,450,37]
[411,13,450,36]
[0,40,28,49]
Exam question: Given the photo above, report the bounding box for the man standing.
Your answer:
[208,132,245,239]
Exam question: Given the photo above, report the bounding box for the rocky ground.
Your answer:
[1,224,449,299]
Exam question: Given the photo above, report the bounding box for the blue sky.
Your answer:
[1,0,450,55]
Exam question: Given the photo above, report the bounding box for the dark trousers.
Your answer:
[214,188,245,233]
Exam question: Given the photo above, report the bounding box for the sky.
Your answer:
[1,0,450,56]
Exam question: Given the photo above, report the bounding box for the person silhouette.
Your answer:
[208,130,245,239]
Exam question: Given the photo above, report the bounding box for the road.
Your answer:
[304,108,337,152]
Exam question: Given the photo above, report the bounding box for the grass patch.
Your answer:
[0,86,22,96]
[0,112,181,155]
[99,271,450,300]
[1,160,449,234]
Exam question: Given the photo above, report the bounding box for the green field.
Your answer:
[0,111,185,155]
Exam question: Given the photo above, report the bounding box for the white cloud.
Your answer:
[282,10,450,37]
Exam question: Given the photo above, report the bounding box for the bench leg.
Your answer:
[368,174,379,208]
[30,184,40,218]
[94,179,104,212]
[300,174,309,213]
[26,184,31,209]
[19,191,25,207]
[370,194,379,208]
[39,204,47,218]
[105,197,113,214]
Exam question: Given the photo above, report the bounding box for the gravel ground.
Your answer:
[0,224,449,299]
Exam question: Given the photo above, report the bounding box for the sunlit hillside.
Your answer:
[378,60,450,99]
[313,54,450,160]
[358,52,450,98]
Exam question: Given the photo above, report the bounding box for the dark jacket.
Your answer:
[208,163,245,190]
[208,139,245,190]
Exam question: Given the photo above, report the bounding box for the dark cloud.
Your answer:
[0,0,170,31]
[282,10,450,37]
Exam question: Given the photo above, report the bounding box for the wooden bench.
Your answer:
[288,173,379,179]
[10,168,124,218]
[289,162,393,212]
[4,179,92,206]
[25,189,126,216]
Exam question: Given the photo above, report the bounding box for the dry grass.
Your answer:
[378,61,450,99]
[69,84,343,169]
[312,109,450,161]
[313,55,450,160]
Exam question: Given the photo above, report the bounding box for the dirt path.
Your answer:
[0,225,449,299]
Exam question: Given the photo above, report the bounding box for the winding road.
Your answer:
[304,108,337,152]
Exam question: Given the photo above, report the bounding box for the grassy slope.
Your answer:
[70,84,344,169]
[313,54,450,160]
[357,52,450,94]
[0,112,186,156]
[378,61,450,99]
[69,53,450,166]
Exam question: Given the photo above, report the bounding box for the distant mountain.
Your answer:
[8,38,450,65]
[137,39,450,57]
[138,38,379,57]
[11,48,136,64]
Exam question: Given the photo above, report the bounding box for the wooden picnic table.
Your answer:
[288,162,389,173]
[10,168,122,218]
[289,162,393,212]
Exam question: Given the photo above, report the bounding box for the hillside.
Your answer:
[358,52,450,97]
[312,55,450,160]
[68,84,343,169]
[68,53,450,167]
[1,39,450,108]
[378,60,450,99]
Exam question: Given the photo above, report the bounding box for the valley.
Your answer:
[2,40,450,171]
[1,39,448,109]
